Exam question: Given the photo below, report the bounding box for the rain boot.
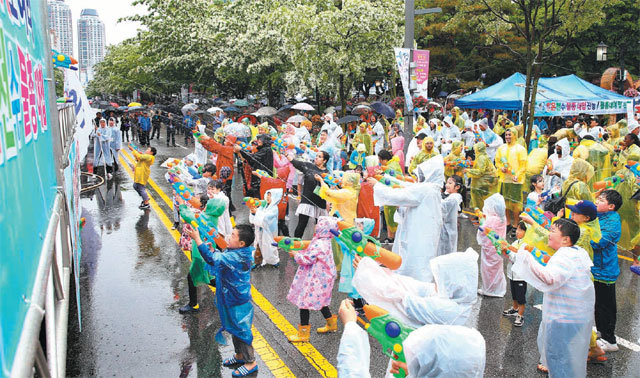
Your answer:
[287,325,310,342]
[316,315,338,333]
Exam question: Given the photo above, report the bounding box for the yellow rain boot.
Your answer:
[317,315,338,334]
[287,325,311,342]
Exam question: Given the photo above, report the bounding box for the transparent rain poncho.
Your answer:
[476,193,507,297]
[466,142,499,209]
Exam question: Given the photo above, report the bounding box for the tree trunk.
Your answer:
[339,74,346,116]
[521,54,533,140]
[525,43,545,148]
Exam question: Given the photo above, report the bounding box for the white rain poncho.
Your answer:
[214,190,233,239]
[250,188,282,266]
[477,193,507,297]
[512,245,594,378]
[543,138,573,193]
[92,125,113,167]
[425,120,441,145]
[372,120,385,154]
[373,155,444,282]
[438,192,463,256]
[480,126,503,161]
[194,122,208,165]
[353,248,479,328]
[439,116,461,155]
[337,322,485,378]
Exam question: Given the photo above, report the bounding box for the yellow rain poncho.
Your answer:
[453,107,465,130]
[443,141,465,178]
[413,115,427,134]
[572,139,611,185]
[466,142,498,209]
[351,123,372,155]
[525,146,548,185]
[409,137,440,174]
[382,158,403,235]
[493,114,514,137]
[561,159,594,203]
[495,127,528,210]
[522,217,601,263]
[614,147,640,250]
[318,172,361,225]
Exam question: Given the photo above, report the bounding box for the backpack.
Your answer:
[544,180,578,215]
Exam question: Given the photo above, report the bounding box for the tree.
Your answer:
[450,0,609,145]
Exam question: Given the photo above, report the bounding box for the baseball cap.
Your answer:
[567,200,597,220]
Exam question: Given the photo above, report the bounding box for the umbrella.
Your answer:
[224,106,241,113]
[207,106,223,113]
[128,106,145,111]
[117,106,129,111]
[286,115,308,123]
[223,122,251,138]
[371,101,395,118]
[128,102,142,107]
[233,99,249,107]
[252,106,278,117]
[194,110,207,115]
[181,103,198,115]
[428,101,443,108]
[323,106,335,114]
[236,114,258,124]
[335,105,353,113]
[277,105,292,113]
[109,102,119,107]
[336,115,360,124]
[292,102,314,111]
[352,104,372,115]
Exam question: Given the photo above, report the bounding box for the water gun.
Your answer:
[168,174,200,206]
[478,226,514,255]
[524,206,551,230]
[254,169,272,178]
[540,190,555,202]
[593,175,624,191]
[473,131,483,144]
[300,140,318,152]
[380,166,416,183]
[51,49,78,70]
[165,158,182,169]
[237,141,257,153]
[359,305,415,378]
[500,156,516,176]
[322,172,342,187]
[272,137,304,155]
[179,205,228,250]
[612,154,620,167]
[192,128,205,140]
[243,196,267,210]
[626,160,640,178]
[128,142,142,153]
[462,208,485,226]
[528,245,551,266]
[330,221,402,269]
[631,259,640,276]
[546,159,553,171]
[445,158,472,169]
[187,165,202,179]
[271,236,311,251]
[374,174,411,188]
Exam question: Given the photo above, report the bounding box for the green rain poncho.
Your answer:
[444,141,465,178]
[561,158,594,203]
[466,142,498,209]
[573,139,611,185]
[409,137,440,175]
[615,145,640,250]
[351,123,372,155]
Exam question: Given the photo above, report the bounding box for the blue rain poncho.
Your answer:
[92,125,113,167]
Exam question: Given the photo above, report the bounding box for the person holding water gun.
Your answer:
[495,128,528,238]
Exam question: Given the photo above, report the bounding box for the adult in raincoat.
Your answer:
[438,176,464,256]
[408,136,439,174]
[250,188,283,267]
[369,155,445,282]
[92,118,113,177]
[390,135,405,171]
[351,122,372,155]
[512,218,594,378]
[235,134,274,198]
[613,146,640,250]
[562,158,594,203]
[439,116,461,155]
[495,128,528,231]
[542,138,573,193]
[572,137,611,185]
[466,142,498,210]
[424,118,441,143]
[108,117,122,172]
[477,193,507,297]
[353,248,479,328]
[443,140,466,178]
[193,120,208,165]
[478,118,503,161]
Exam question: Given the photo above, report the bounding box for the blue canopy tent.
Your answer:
[455,73,632,116]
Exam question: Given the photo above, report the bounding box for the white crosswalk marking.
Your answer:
[532,304,639,352]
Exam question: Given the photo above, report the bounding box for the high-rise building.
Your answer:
[47,0,73,57]
[77,9,105,83]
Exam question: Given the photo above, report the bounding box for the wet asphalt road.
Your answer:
[66,131,640,377]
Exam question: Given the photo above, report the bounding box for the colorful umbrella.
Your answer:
[223,122,251,138]
[128,102,142,107]
[351,104,372,115]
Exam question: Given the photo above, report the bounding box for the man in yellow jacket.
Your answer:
[129,145,157,209]
[495,127,527,236]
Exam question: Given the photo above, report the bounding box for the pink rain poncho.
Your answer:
[476,193,507,297]
[390,136,405,172]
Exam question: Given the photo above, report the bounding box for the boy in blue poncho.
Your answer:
[188,224,258,377]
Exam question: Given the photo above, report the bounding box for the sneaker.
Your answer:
[139,203,150,210]
[172,222,180,230]
[178,304,199,314]
[514,314,524,327]
[597,338,619,352]
[502,307,518,317]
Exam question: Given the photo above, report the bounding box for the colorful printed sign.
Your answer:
[394,47,413,112]
[412,49,429,99]
[0,1,57,374]
[535,99,633,116]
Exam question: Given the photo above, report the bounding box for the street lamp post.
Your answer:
[596,41,626,94]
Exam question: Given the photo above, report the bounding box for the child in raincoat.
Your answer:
[477,193,507,297]
[502,222,528,327]
[390,135,405,171]
[377,150,403,242]
[465,142,498,210]
[188,224,258,377]
[438,175,464,256]
[249,188,283,267]
[348,143,367,170]
[286,216,338,342]
[611,146,640,250]
[512,218,594,377]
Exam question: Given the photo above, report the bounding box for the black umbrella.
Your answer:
[277,104,293,113]
[337,115,360,124]
[371,101,395,118]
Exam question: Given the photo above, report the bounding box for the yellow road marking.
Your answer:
[118,156,296,377]
[120,153,338,377]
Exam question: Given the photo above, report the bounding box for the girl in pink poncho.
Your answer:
[391,135,405,173]
[286,216,338,342]
[477,193,507,297]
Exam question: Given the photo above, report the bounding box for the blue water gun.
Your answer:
[51,49,78,70]
[187,165,202,179]
[524,206,551,230]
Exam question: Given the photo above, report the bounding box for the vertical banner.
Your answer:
[63,139,82,329]
[64,69,93,161]
[394,47,413,112]
[413,49,430,99]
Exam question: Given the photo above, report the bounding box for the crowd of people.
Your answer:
[123,102,640,377]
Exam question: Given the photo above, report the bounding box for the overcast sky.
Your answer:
[62,0,147,53]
